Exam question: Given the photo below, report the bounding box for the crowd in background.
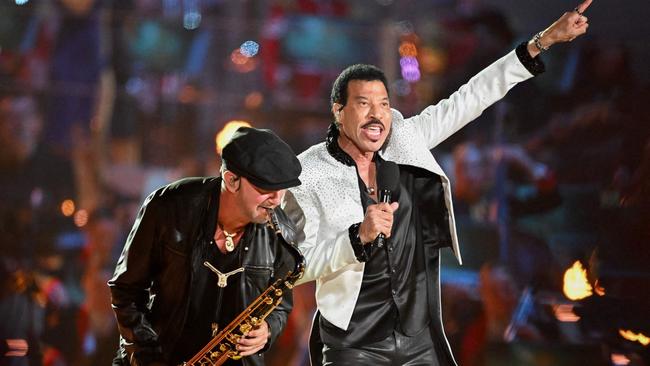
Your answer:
[1,0,648,365]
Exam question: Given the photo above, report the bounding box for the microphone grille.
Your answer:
[377,160,400,193]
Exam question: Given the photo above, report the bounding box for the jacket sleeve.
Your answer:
[108,192,164,365]
[282,188,359,285]
[261,242,297,351]
[409,49,535,149]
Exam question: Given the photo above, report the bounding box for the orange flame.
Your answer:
[619,329,650,346]
[563,261,593,300]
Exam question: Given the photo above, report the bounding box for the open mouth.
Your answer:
[361,121,384,141]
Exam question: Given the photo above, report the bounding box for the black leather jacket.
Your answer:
[108,177,301,366]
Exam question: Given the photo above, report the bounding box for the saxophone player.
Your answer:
[109,127,303,366]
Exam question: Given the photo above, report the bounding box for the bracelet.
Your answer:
[532,32,549,53]
[348,223,372,262]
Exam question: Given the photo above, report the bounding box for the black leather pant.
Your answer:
[321,327,439,366]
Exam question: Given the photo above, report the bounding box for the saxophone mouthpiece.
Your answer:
[266,208,281,234]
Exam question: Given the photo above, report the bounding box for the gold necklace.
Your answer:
[222,229,237,252]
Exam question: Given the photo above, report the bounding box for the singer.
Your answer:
[283,1,592,365]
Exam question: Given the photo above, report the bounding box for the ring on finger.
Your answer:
[573,7,583,15]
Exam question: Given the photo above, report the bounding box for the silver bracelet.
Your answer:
[533,32,548,53]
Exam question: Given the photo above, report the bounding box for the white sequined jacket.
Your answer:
[283,49,534,335]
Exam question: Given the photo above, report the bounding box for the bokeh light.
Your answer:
[244,91,264,110]
[178,85,200,104]
[392,79,411,97]
[552,304,580,322]
[400,56,421,82]
[215,120,252,155]
[562,260,593,301]
[398,42,417,57]
[231,49,248,65]
[183,12,201,30]
[230,48,258,73]
[61,199,75,217]
[240,41,260,57]
[419,46,447,74]
[619,329,650,346]
[611,353,631,366]
[74,209,89,227]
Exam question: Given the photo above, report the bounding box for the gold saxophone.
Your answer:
[181,209,305,366]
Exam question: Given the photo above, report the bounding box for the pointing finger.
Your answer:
[576,0,593,14]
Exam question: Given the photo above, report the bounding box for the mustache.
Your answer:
[361,118,385,130]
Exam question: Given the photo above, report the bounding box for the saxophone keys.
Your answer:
[211,322,219,337]
[249,317,259,326]
[240,323,252,334]
[226,333,241,344]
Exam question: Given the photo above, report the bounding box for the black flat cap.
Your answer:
[222,127,302,190]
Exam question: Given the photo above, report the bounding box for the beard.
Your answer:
[250,206,272,224]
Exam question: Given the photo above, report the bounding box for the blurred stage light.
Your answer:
[74,209,89,227]
[30,187,43,208]
[611,353,631,366]
[230,48,258,73]
[183,11,201,30]
[563,260,593,300]
[420,46,447,74]
[399,42,417,57]
[215,120,252,155]
[178,85,200,104]
[240,41,260,57]
[245,92,263,110]
[61,199,75,217]
[231,49,248,65]
[400,56,421,82]
[594,279,606,296]
[552,304,580,322]
[4,339,28,357]
[395,21,414,36]
[392,79,411,97]
[619,329,650,347]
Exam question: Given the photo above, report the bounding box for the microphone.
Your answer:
[375,161,400,248]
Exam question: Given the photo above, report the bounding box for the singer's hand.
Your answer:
[359,202,399,244]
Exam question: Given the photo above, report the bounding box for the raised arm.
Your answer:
[410,1,594,149]
[527,0,592,58]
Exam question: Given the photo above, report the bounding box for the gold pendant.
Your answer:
[225,236,235,252]
[223,230,237,252]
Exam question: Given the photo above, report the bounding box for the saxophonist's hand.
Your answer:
[237,320,270,356]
